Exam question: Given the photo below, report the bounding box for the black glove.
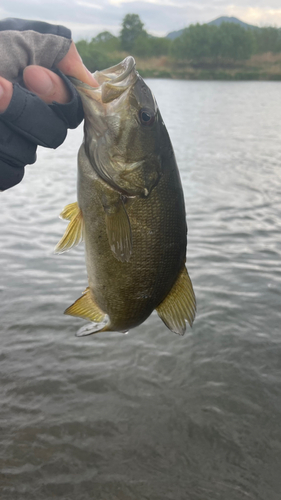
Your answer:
[0,18,84,191]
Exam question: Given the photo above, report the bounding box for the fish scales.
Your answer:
[78,146,186,332]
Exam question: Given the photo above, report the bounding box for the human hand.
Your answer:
[0,41,98,113]
[0,18,99,191]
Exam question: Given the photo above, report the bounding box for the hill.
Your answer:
[208,16,258,30]
[166,16,258,40]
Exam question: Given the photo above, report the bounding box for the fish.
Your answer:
[55,56,196,336]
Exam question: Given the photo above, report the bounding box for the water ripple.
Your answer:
[1,81,281,499]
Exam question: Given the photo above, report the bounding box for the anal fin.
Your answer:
[65,287,104,322]
[55,202,84,253]
[65,287,110,335]
[156,266,196,335]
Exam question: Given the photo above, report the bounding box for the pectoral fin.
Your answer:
[65,287,104,322]
[55,202,84,254]
[59,202,80,221]
[156,266,196,335]
[102,194,132,262]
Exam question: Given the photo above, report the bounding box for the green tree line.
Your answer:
[170,23,281,62]
[76,14,281,71]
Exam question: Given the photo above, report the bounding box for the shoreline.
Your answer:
[139,70,281,81]
[135,53,281,81]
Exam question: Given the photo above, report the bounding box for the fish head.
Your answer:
[70,57,163,198]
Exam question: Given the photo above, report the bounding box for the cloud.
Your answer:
[109,0,186,6]
[76,1,103,9]
[225,6,281,26]
[1,0,281,41]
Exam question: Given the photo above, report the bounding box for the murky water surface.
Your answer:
[1,80,281,499]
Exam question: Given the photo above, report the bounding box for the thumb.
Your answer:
[23,65,71,104]
[57,41,98,87]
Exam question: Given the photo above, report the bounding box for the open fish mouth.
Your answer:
[93,56,137,86]
[69,56,161,198]
[69,56,138,104]
[68,57,140,147]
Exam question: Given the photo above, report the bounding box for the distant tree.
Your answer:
[275,30,281,53]
[131,33,149,56]
[93,31,115,43]
[146,37,170,57]
[92,31,121,52]
[170,24,217,61]
[133,35,171,57]
[187,24,217,60]
[254,27,281,53]
[170,22,255,62]
[216,23,255,60]
[121,14,147,51]
[170,28,190,59]
[76,39,120,72]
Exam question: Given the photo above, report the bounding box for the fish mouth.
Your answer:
[70,58,159,198]
[69,56,138,104]
[93,56,137,86]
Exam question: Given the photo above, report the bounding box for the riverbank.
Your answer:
[135,53,281,80]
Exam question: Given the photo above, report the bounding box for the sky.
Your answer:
[1,0,281,40]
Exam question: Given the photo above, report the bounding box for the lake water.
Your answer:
[1,80,281,500]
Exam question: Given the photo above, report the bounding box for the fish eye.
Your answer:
[139,108,155,126]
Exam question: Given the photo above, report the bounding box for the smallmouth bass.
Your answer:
[56,57,196,336]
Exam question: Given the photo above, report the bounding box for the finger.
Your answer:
[57,41,99,87]
[23,65,71,104]
[0,77,13,113]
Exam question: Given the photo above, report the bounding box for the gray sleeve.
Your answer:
[0,18,72,82]
[0,18,84,191]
